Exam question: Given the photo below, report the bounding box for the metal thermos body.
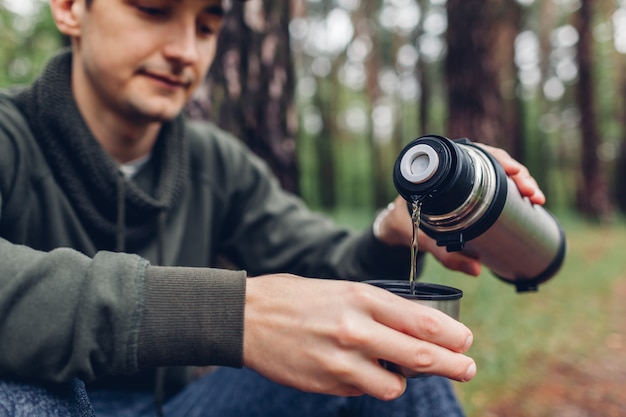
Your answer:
[393,135,566,292]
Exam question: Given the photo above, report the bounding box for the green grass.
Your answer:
[327,208,626,416]
[422,218,626,416]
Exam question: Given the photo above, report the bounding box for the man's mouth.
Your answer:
[142,71,192,89]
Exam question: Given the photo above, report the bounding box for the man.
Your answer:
[0,0,545,416]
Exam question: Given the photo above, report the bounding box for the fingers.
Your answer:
[378,336,476,382]
[509,167,546,205]
[339,358,409,401]
[321,291,475,398]
[353,287,476,382]
[429,245,482,276]
[365,286,473,353]
[476,144,519,175]
[299,353,403,400]
[475,143,546,205]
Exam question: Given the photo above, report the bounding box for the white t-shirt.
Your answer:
[119,154,151,179]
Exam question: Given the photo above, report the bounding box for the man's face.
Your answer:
[73,0,224,123]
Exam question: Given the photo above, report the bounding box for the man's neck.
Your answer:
[70,63,162,164]
[80,105,162,164]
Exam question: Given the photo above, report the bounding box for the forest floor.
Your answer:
[484,277,626,417]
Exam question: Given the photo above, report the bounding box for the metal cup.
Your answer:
[365,280,463,378]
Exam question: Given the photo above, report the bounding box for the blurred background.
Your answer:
[3,0,626,415]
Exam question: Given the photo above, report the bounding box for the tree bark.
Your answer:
[415,0,431,136]
[445,0,519,147]
[574,0,612,220]
[187,0,300,194]
[615,57,626,213]
[360,0,390,208]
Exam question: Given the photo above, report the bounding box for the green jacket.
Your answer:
[0,80,411,391]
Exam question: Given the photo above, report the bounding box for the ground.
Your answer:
[484,279,626,417]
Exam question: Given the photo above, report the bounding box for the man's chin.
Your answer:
[145,111,181,122]
[129,104,184,123]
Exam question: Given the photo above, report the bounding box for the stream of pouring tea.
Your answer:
[409,200,422,295]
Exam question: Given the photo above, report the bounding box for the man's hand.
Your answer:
[375,195,483,276]
[243,274,476,401]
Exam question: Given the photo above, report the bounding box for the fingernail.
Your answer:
[537,190,546,201]
[463,334,473,352]
[463,362,477,382]
[464,263,480,277]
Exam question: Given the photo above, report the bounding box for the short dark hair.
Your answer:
[84,0,247,9]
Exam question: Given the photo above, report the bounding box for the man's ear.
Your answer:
[50,0,85,38]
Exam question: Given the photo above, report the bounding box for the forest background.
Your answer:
[3,0,626,416]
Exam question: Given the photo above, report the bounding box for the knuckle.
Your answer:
[345,282,376,305]
[417,312,443,339]
[408,345,436,369]
[334,317,368,348]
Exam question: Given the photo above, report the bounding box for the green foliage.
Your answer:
[0,2,62,88]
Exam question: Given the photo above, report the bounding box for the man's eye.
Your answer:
[198,24,215,36]
[197,18,223,37]
[137,6,167,17]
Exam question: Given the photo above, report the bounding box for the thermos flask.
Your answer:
[393,135,566,292]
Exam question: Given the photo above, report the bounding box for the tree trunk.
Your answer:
[359,0,390,208]
[609,3,626,213]
[415,0,431,136]
[187,0,300,194]
[445,0,519,147]
[524,0,556,200]
[495,2,523,160]
[574,0,612,220]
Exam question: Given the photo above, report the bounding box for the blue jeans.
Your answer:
[0,368,465,417]
[0,378,94,417]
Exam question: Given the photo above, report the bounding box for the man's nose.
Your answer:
[163,19,200,65]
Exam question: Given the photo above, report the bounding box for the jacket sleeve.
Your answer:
[0,238,246,383]
[0,106,246,383]
[0,240,145,382]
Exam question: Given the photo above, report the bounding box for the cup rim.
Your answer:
[364,280,463,301]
